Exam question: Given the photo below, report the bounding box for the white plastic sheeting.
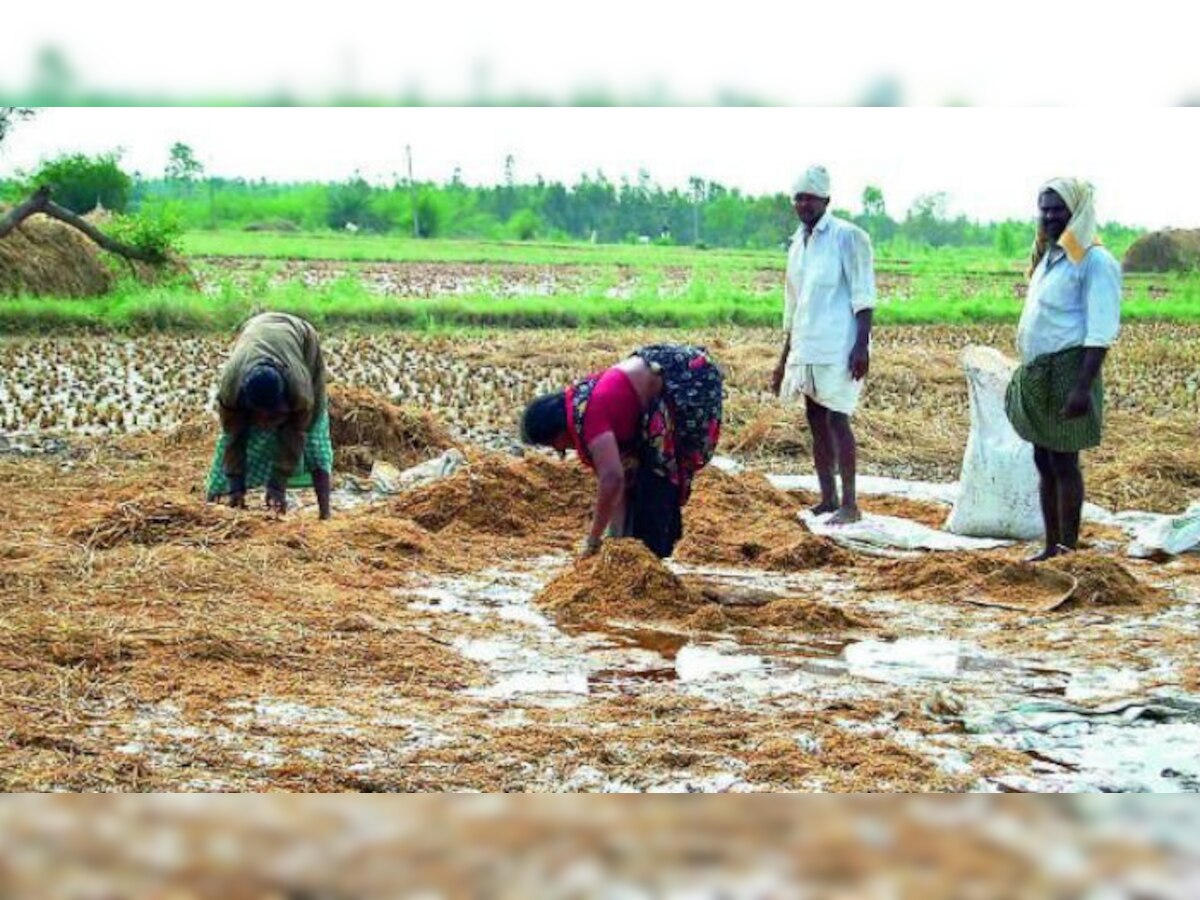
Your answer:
[801,510,1010,556]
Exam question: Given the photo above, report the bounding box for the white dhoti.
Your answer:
[781,362,864,416]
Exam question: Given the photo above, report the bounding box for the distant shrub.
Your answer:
[107,208,185,259]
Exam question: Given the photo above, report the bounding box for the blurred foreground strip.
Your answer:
[0,796,1196,898]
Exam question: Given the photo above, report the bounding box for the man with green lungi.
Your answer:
[1005,178,1120,560]
[205,312,333,520]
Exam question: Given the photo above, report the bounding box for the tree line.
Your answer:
[0,144,1143,257]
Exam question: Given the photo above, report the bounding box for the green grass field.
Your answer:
[1,231,1194,332]
[2,264,1197,333]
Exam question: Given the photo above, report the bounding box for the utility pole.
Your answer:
[406,144,419,238]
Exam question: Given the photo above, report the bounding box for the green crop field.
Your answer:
[1,231,1195,333]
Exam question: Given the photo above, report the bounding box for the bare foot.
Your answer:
[810,500,839,516]
[1026,544,1072,563]
[828,504,862,525]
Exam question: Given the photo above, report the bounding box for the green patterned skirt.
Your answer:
[205,407,334,497]
[1005,346,1103,453]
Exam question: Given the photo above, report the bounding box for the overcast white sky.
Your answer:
[3,108,1197,228]
[3,1,1199,106]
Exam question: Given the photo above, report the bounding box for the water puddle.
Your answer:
[407,563,1200,792]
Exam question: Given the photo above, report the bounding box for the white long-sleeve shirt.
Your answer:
[1016,245,1121,363]
[783,213,877,366]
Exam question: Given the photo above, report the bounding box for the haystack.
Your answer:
[327,386,455,473]
[389,452,591,541]
[536,539,705,626]
[1123,229,1200,273]
[675,468,853,570]
[0,213,115,296]
[0,211,194,297]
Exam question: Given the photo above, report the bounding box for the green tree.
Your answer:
[32,152,132,213]
[509,208,540,241]
[994,221,1019,258]
[165,142,204,184]
[0,107,35,148]
[327,174,389,232]
[862,184,886,217]
[414,190,444,238]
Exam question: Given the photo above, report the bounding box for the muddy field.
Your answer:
[2,324,1200,792]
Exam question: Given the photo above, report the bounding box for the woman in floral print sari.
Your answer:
[520,344,723,559]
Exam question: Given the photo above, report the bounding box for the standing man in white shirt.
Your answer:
[1006,177,1121,561]
[772,165,877,525]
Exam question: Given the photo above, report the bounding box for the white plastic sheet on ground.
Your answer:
[945,346,1044,540]
[370,448,466,494]
[768,473,960,507]
[1124,503,1200,558]
[800,510,1010,557]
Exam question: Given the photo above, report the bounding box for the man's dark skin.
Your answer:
[771,191,874,525]
[1028,188,1107,561]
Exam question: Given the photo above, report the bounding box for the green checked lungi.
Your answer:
[205,406,334,496]
[1005,345,1104,453]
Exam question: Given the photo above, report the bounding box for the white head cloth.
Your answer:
[792,165,831,199]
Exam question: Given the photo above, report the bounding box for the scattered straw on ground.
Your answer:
[1090,419,1200,514]
[686,596,867,633]
[68,492,256,549]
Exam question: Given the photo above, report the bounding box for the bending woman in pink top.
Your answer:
[520,344,723,559]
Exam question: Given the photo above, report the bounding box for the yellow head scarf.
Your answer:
[1029,177,1101,276]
